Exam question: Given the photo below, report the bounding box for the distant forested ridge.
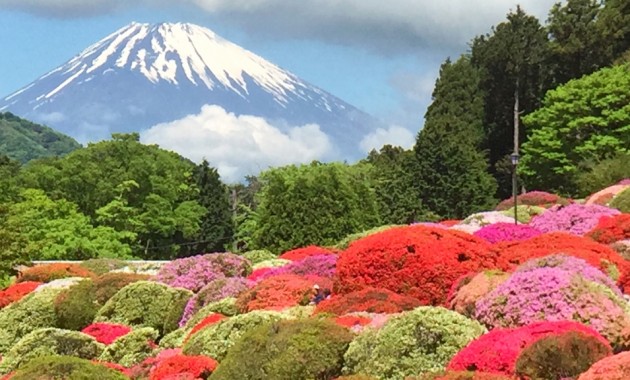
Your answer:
[0,112,81,163]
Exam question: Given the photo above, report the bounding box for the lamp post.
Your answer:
[511,152,520,225]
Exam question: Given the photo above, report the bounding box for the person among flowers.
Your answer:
[310,284,330,305]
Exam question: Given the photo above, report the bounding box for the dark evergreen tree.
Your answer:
[190,160,234,254]
[413,57,497,219]
[598,0,630,60]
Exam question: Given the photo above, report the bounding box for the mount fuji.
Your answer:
[0,22,386,175]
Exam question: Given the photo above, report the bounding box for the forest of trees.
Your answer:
[0,0,629,271]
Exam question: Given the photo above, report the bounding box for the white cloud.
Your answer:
[140,105,333,183]
[359,125,415,153]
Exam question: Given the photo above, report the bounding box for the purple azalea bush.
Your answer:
[254,254,337,282]
[155,253,251,292]
[179,277,254,326]
[473,223,542,244]
[530,203,620,236]
[475,267,630,349]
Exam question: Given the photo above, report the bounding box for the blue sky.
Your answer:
[0,0,557,136]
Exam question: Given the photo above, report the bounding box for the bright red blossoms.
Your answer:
[0,281,41,308]
[279,245,337,261]
[149,354,218,380]
[236,274,331,312]
[81,323,132,345]
[335,225,500,305]
[587,214,630,244]
[314,287,420,315]
[185,314,226,342]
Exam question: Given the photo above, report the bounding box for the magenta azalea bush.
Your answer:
[155,253,251,292]
[179,277,253,326]
[515,255,622,297]
[530,204,620,236]
[475,267,630,349]
[253,255,337,282]
[473,223,542,244]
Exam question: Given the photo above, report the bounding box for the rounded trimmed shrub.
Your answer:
[448,271,509,317]
[251,259,291,271]
[210,318,353,380]
[241,249,276,264]
[578,351,630,380]
[342,306,486,380]
[530,204,620,235]
[611,188,630,212]
[255,254,338,281]
[80,259,128,275]
[448,321,611,376]
[98,327,159,367]
[587,214,630,244]
[473,223,542,244]
[315,287,421,315]
[0,281,41,309]
[0,328,105,374]
[81,323,132,345]
[334,225,399,250]
[586,184,630,206]
[278,245,338,261]
[155,253,251,293]
[184,313,226,342]
[179,277,253,326]
[236,274,329,312]
[335,225,500,305]
[500,205,546,223]
[94,281,192,336]
[8,355,128,380]
[17,263,95,283]
[415,372,518,380]
[182,310,288,361]
[495,191,569,211]
[457,212,519,231]
[149,354,218,380]
[183,297,238,330]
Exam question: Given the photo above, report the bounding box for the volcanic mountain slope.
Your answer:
[0,22,381,158]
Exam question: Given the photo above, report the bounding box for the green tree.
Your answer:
[598,0,630,60]
[520,64,630,195]
[0,155,21,204]
[576,152,630,196]
[471,6,550,197]
[413,57,497,219]
[251,162,380,253]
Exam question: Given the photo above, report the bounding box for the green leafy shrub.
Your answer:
[334,225,399,250]
[576,153,630,196]
[0,328,105,374]
[159,327,186,349]
[211,318,353,380]
[98,327,159,367]
[342,307,486,380]
[500,205,546,223]
[611,188,630,212]
[9,355,128,380]
[242,249,276,264]
[80,258,128,275]
[94,281,192,336]
[515,331,612,380]
[0,287,62,354]
[183,310,288,361]
[93,272,151,304]
[183,297,239,330]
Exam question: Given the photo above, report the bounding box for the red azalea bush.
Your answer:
[185,314,227,342]
[17,263,95,283]
[0,281,41,308]
[415,372,516,380]
[246,267,274,282]
[473,223,542,244]
[495,191,569,211]
[577,351,630,380]
[494,232,628,282]
[149,354,218,380]
[315,287,421,315]
[278,245,337,261]
[447,321,611,376]
[236,274,330,312]
[335,225,501,305]
[82,323,132,345]
[587,214,630,244]
[333,315,372,329]
[439,220,462,227]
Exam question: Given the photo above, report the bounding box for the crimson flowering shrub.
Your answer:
[278,245,338,261]
[149,354,218,380]
[17,264,95,283]
[495,191,569,211]
[0,282,41,309]
[448,271,509,317]
[447,321,611,376]
[577,351,630,380]
[335,225,501,305]
[315,288,421,315]
[155,253,251,293]
[473,223,542,244]
[586,184,630,206]
[255,255,337,281]
[530,204,620,236]
[246,267,274,282]
[236,274,331,312]
[494,232,628,282]
[179,277,252,327]
[475,267,630,350]
[587,214,630,244]
[81,323,132,345]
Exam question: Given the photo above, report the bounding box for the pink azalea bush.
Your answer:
[179,277,254,326]
[530,204,620,236]
[473,223,542,244]
[475,267,630,350]
[155,253,251,292]
[252,255,337,282]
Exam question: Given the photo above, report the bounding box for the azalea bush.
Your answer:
[495,191,569,211]
[587,214,630,244]
[456,212,519,230]
[182,297,238,330]
[179,277,252,326]
[586,184,630,206]
[98,327,159,367]
[315,287,421,315]
[473,223,542,244]
[0,328,105,374]
[251,259,291,271]
[17,263,95,283]
[447,321,611,376]
[8,356,128,380]
[500,205,546,223]
[475,267,630,350]
[80,259,128,275]
[254,254,338,281]
[81,323,132,345]
[241,249,276,264]
[155,253,251,293]
[342,306,486,380]
[184,313,226,342]
[211,318,353,380]
[530,203,620,235]
[447,270,509,317]
[335,225,500,305]
[278,245,337,261]
[334,225,399,250]
[236,274,329,312]
[149,354,218,380]
[578,351,630,380]
[0,281,41,309]
[611,188,630,212]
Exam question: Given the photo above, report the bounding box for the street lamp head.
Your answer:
[510,152,520,165]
